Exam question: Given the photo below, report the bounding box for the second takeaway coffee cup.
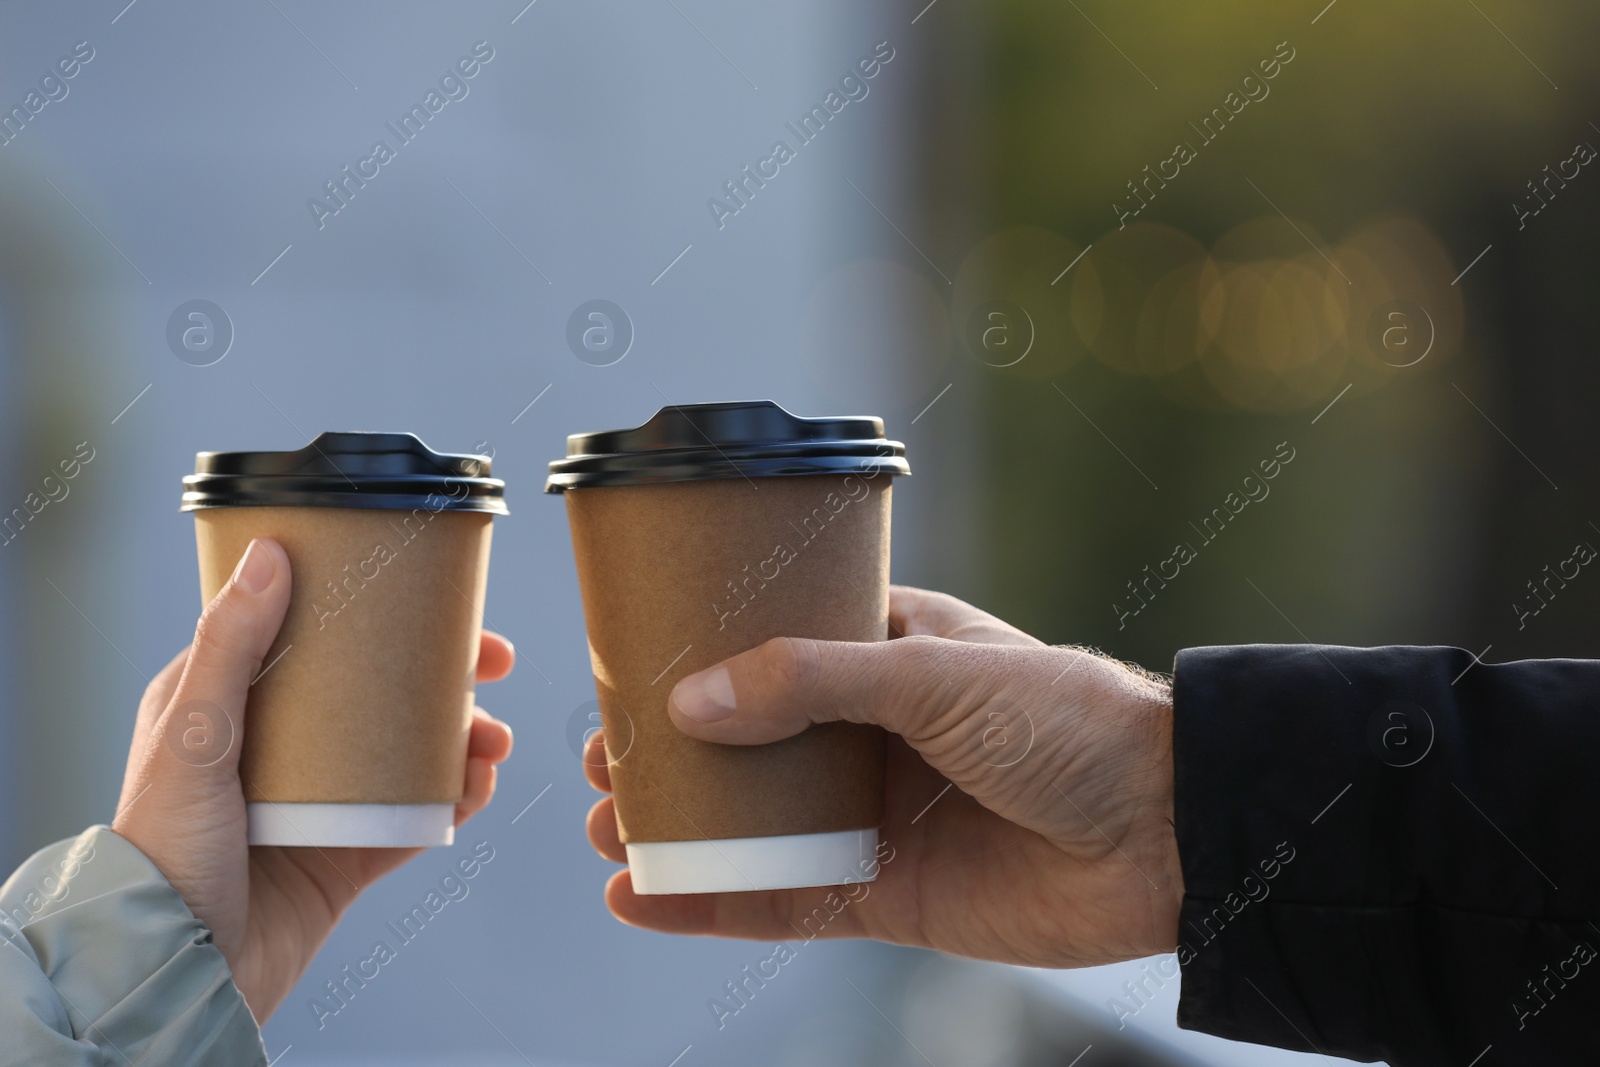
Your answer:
[181,432,507,848]
[547,401,910,894]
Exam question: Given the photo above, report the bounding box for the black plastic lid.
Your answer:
[544,400,910,492]
[181,432,508,513]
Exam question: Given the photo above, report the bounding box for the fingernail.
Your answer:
[232,539,276,595]
[673,667,737,722]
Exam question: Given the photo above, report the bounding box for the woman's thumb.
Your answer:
[157,538,292,775]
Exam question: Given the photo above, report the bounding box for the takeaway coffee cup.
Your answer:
[547,401,910,894]
[181,432,507,847]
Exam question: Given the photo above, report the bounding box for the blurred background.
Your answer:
[2,1,1596,1064]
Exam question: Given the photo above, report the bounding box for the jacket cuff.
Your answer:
[1170,644,1600,1064]
[0,826,267,1066]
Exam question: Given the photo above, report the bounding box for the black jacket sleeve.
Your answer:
[1171,644,1600,1067]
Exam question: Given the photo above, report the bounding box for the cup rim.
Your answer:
[545,400,909,493]
[182,431,508,514]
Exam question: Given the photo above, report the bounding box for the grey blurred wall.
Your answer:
[0,2,965,1064]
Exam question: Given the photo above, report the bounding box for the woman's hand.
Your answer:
[112,538,515,1022]
[585,585,1181,969]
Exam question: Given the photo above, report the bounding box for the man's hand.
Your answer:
[112,538,516,1022]
[584,585,1181,969]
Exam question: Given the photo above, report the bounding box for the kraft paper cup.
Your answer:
[547,401,909,894]
[182,432,507,848]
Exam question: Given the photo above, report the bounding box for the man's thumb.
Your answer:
[158,538,292,774]
[666,634,1004,747]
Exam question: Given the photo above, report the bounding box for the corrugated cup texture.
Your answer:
[566,472,891,844]
[196,506,491,805]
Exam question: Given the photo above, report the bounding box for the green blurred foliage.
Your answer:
[926,0,1600,668]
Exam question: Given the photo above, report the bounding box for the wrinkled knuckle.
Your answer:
[758,636,821,699]
[890,633,947,663]
[882,635,950,690]
[191,599,247,659]
[190,610,224,653]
